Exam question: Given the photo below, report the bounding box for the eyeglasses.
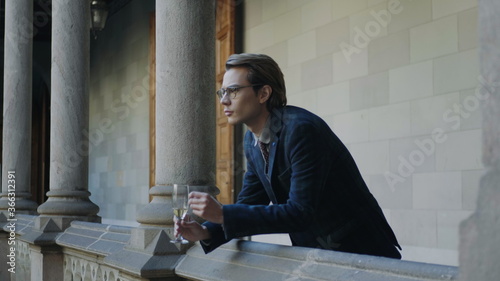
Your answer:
[216,84,262,100]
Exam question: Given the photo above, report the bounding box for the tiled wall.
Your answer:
[88,0,155,226]
[243,0,480,266]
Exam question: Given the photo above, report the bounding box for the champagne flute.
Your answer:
[170,184,190,244]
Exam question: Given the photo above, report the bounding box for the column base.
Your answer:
[37,190,99,218]
[0,192,38,215]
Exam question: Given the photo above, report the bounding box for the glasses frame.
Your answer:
[216,84,262,101]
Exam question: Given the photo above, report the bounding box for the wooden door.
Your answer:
[216,0,237,204]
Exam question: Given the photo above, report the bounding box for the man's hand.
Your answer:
[188,191,224,224]
[175,215,211,242]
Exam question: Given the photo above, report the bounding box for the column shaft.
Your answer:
[137,0,217,226]
[37,0,99,222]
[0,0,38,215]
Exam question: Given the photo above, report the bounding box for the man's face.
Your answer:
[220,67,266,126]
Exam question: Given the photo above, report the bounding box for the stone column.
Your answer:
[36,0,100,230]
[136,0,218,227]
[107,1,217,279]
[0,0,38,219]
[459,0,500,280]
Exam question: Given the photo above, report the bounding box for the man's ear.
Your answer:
[259,85,272,104]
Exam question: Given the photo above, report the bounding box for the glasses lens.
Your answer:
[216,89,225,99]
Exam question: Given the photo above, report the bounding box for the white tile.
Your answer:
[287,0,310,10]
[333,48,368,83]
[410,92,461,136]
[435,129,483,171]
[287,31,317,66]
[437,210,473,249]
[331,0,367,21]
[301,0,332,32]
[331,109,370,144]
[410,15,458,63]
[244,21,275,52]
[434,49,479,95]
[369,102,411,141]
[317,81,350,116]
[369,174,413,209]
[349,141,390,174]
[301,55,333,90]
[459,89,482,130]
[391,210,437,247]
[262,0,288,21]
[432,0,477,19]
[413,172,462,210]
[273,9,301,44]
[389,61,433,103]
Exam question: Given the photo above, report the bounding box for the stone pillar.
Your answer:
[459,0,500,280]
[36,0,100,230]
[106,1,217,279]
[136,0,217,227]
[0,0,38,219]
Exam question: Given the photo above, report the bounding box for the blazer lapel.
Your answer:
[252,144,278,204]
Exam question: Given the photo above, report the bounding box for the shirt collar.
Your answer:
[253,115,272,146]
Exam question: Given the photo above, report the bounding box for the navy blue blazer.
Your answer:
[203,106,400,257]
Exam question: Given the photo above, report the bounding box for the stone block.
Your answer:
[410,92,461,135]
[244,0,262,29]
[433,49,479,95]
[301,0,331,32]
[244,21,274,52]
[287,88,318,114]
[333,48,368,83]
[348,140,390,175]
[331,0,367,21]
[435,129,483,171]
[437,210,473,250]
[389,61,433,103]
[330,109,370,144]
[273,9,301,44]
[316,17,350,56]
[262,41,288,72]
[282,65,301,95]
[410,15,458,63]
[369,102,411,141]
[391,209,437,247]
[458,8,478,51]
[349,2,388,42]
[317,81,350,116]
[459,89,482,130]
[287,30,316,66]
[350,71,389,110]
[369,174,413,209]
[432,0,477,19]
[461,169,483,210]
[368,30,410,73]
[413,172,462,210]
[262,0,288,22]
[301,54,333,90]
[389,135,436,176]
[388,0,432,34]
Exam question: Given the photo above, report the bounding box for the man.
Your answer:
[176,53,401,259]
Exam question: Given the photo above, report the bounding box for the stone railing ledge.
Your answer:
[176,239,458,281]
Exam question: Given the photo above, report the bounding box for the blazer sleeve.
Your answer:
[222,121,333,240]
[200,140,270,254]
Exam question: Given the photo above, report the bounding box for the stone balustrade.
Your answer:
[1,217,458,281]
